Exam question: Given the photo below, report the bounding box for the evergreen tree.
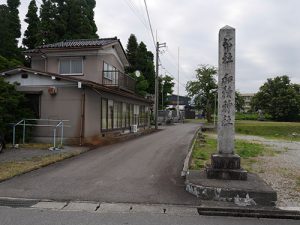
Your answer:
[23,0,40,49]
[52,0,68,41]
[39,0,98,42]
[39,0,58,44]
[7,0,21,40]
[65,0,98,39]
[85,0,98,37]
[136,42,155,94]
[0,3,21,60]
[0,5,14,58]
[125,34,138,73]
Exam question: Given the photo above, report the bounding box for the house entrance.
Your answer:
[24,93,41,118]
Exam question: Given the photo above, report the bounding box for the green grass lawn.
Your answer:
[235,120,300,141]
[190,134,275,172]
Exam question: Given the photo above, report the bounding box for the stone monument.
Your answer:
[206,25,247,180]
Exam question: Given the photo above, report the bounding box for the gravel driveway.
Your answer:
[235,134,300,207]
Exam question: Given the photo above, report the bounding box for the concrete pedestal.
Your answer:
[186,170,277,206]
[206,154,247,180]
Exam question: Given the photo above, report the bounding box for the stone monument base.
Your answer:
[186,170,277,206]
[206,154,247,180]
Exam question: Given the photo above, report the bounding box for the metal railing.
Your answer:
[12,119,70,150]
[102,70,136,92]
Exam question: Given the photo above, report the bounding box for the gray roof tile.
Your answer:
[25,38,118,52]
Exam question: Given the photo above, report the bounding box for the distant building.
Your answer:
[240,93,255,112]
[165,94,195,119]
[166,94,191,110]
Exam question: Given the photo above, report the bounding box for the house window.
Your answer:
[113,101,122,129]
[103,62,117,82]
[107,100,113,129]
[101,99,107,130]
[122,103,126,128]
[59,58,83,75]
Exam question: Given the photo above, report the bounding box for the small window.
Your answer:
[59,58,83,75]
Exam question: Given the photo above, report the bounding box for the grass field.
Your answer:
[236,120,300,141]
[186,118,300,141]
[190,134,275,171]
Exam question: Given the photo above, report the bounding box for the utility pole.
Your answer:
[177,47,180,117]
[155,42,166,129]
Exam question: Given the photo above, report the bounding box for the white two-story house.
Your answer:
[1,38,152,145]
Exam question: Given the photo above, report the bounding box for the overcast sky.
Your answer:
[6,0,300,95]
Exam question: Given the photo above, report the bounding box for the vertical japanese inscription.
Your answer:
[221,74,233,126]
[222,37,233,64]
[220,36,234,127]
[217,25,235,155]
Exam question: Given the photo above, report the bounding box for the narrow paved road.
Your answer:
[0,123,202,205]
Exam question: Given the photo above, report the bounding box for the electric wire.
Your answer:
[143,0,156,49]
[123,0,149,29]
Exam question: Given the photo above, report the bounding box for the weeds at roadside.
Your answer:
[0,151,82,182]
[190,133,275,172]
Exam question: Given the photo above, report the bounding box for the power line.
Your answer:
[143,0,156,49]
[123,0,148,29]
[159,59,186,89]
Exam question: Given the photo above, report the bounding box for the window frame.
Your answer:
[103,62,117,81]
[59,57,84,75]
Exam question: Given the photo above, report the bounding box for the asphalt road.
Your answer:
[1,206,299,225]
[0,123,202,205]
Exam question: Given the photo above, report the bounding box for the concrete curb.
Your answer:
[181,126,202,177]
[0,197,299,219]
[197,206,300,220]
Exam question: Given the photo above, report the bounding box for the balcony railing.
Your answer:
[102,70,136,93]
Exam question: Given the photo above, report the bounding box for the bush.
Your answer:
[0,78,34,142]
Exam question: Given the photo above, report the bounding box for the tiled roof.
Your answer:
[24,38,119,53]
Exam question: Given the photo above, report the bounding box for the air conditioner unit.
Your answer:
[130,124,138,133]
[48,86,57,95]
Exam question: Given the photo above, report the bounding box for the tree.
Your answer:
[125,34,138,74]
[136,42,155,94]
[39,0,98,44]
[7,0,21,41]
[235,91,245,113]
[0,77,34,140]
[251,75,300,121]
[85,0,98,37]
[23,0,40,49]
[186,65,217,122]
[0,5,15,58]
[128,71,149,97]
[159,75,175,109]
[125,37,155,95]
[0,55,22,71]
[39,0,58,44]
[0,3,22,60]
